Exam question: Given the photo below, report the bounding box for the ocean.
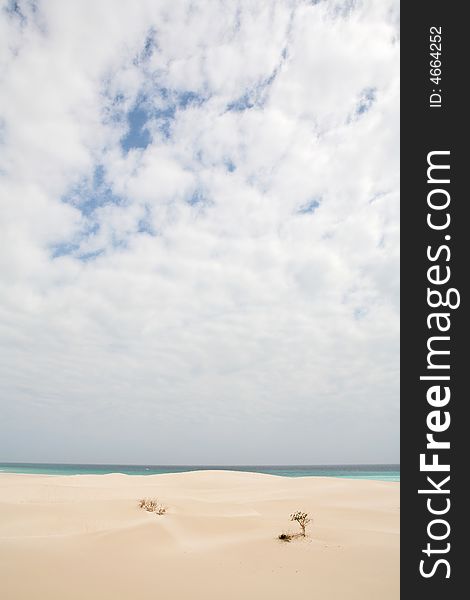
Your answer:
[0,463,400,481]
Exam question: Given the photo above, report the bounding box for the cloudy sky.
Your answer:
[0,0,399,465]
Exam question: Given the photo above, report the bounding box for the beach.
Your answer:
[0,471,399,599]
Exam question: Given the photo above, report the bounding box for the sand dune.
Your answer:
[0,471,399,599]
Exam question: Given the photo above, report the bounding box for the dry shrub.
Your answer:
[139,498,167,515]
[278,511,312,542]
[290,511,311,537]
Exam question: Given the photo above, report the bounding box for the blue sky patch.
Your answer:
[54,166,125,259]
[121,105,152,152]
[135,28,158,65]
[227,93,256,112]
[298,197,321,214]
[63,165,124,217]
[226,52,285,113]
[187,188,205,206]
[177,90,205,109]
[77,248,105,262]
[224,159,236,173]
[137,206,156,236]
[50,221,101,260]
[120,88,207,150]
[4,0,26,24]
[356,87,376,116]
[226,70,278,113]
[50,241,80,259]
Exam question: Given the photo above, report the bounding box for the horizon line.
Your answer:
[0,461,400,467]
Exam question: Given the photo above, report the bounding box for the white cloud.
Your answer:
[0,0,399,464]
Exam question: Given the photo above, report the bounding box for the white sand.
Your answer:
[0,471,399,599]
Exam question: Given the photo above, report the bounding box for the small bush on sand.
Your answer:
[138,498,167,515]
[278,533,293,542]
[290,511,311,537]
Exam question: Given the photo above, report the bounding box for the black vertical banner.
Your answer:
[401,3,465,598]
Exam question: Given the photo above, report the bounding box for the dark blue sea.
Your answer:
[0,463,399,481]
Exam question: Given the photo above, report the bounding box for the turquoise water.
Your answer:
[0,463,399,481]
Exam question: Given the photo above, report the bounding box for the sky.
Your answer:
[0,0,399,465]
